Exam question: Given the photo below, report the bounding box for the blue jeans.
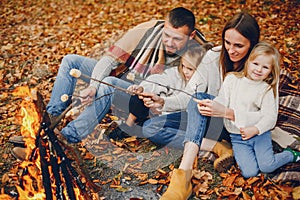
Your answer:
[230,132,294,178]
[47,54,97,116]
[142,92,224,148]
[142,111,187,148]
[46,55,132,143]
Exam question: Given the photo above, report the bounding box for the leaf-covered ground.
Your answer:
[0,0,299,199]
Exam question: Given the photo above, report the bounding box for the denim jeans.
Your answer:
[230,132,294,178]
[142,111,187,149]
[46,55,132,143]
[47,54,97,116]
[142,92,224,148]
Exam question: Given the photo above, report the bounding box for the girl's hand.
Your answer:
[150,107,162,115]
[240,126,259,140]
[80,86,97,104]
[127,85,144,94]
[139,92,164,110]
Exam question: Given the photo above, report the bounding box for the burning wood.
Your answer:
[7,86,100,200]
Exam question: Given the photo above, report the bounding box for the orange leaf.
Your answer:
[148,179,158,184]
[84,152,94,160]
[246,176,260,185]
[193,181,209,196]
[223,173,239,187]
[242,191,251,200]
[234,176,245,187]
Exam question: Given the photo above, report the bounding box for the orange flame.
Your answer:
[12,86,92,200]
[13,86,40,159]
[13,86,45,199]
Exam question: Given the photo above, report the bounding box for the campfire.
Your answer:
[4,86,100,200]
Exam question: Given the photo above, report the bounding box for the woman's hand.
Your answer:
[80,86,97,104]
[194,99,235,120]
[127,85,144,94]
[195,99,226,117]
[240,126,259,140]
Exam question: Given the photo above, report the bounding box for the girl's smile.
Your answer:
[246,54,272,81]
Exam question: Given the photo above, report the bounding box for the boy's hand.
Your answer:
[240,126,259,140]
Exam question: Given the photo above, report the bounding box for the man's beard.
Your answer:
[165,49,179,57]
[165,46,186,58]
[166,52,178,57]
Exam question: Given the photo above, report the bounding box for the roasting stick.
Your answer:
[129,73,195,98]
[69,68,197,106]
[48,98,81,130]
[60,94,87,102]
[69,69,143,96]
[60,93,114,118]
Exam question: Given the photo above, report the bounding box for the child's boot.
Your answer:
[160,169,192,200]
[212,140,235,172]
[284,148,300,162]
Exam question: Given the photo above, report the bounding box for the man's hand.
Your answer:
[79,86,97,104]
[240,126,259,140]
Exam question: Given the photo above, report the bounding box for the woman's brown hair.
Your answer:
[219,12,260,78]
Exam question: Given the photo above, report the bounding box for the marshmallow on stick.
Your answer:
[61,94,69,102]
[70,69,82,78]
[61,93,86,102]
[66,108,80,118]
[126,72,136,82]
[69,69,142,96]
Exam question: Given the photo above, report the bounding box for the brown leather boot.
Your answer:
[160,169,192,200]
[212,140,235,173]
[11,147,27,161]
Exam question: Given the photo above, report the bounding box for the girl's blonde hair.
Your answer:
[178,43,205,83]
[232,41,281,96]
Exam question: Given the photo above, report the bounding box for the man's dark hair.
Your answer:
[167,7,195,33]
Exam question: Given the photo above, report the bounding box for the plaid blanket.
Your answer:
[106,20,208,79]
[277,69,300,137]
[107,20,167,77]
[272,69,300,183]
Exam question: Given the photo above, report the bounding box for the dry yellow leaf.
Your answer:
[148,179,158,184]
[293,186,300,199]
[1,173,9,184]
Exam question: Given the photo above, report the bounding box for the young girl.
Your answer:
[211,42,300,178]
[108,44,203,140]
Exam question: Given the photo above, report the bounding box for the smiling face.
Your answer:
[162,21,193,56]
[224,28,251,64]
[246,54,273,81]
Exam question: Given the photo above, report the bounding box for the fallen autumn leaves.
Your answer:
[0,0,299,199]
